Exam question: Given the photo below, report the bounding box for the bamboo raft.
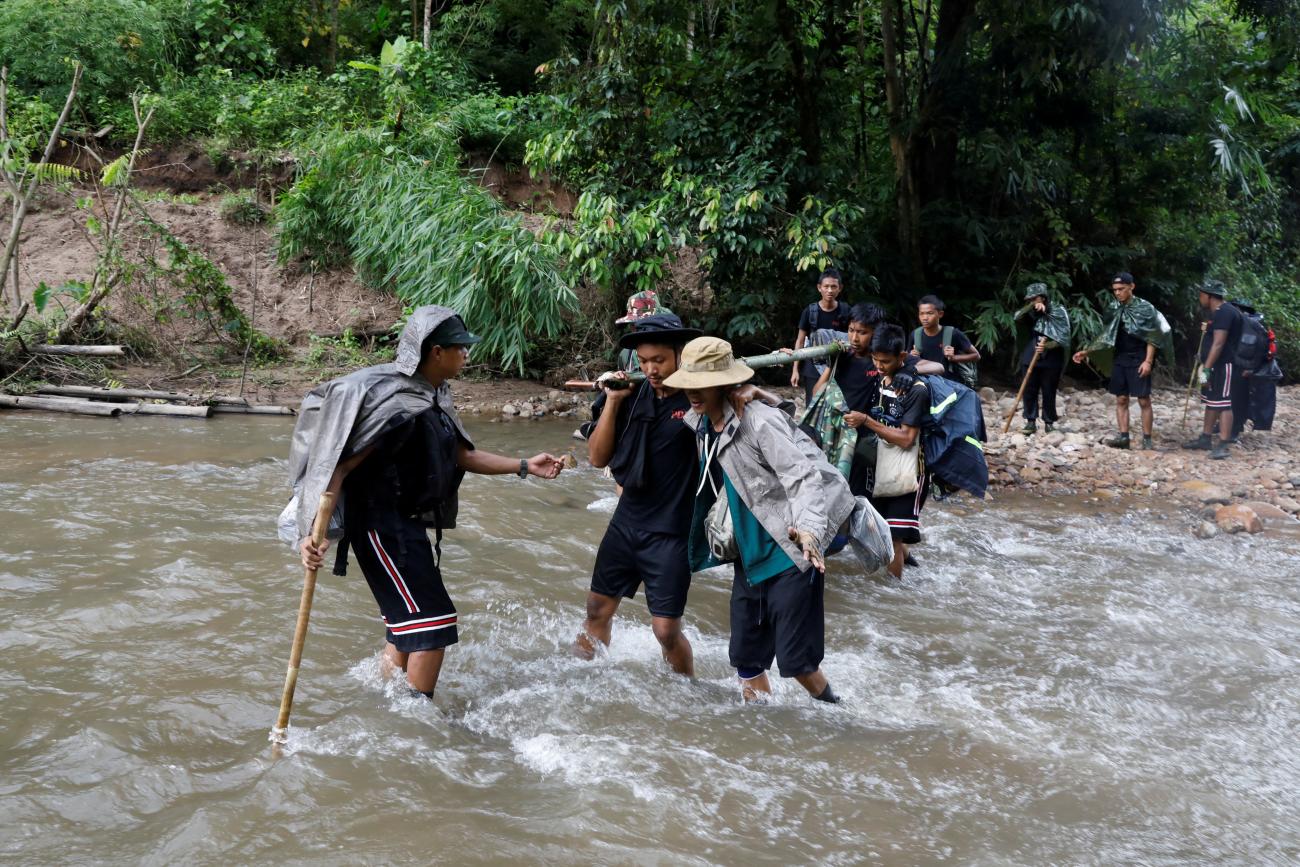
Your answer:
[0,384,296,418]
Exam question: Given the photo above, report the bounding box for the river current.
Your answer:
[1,413,1297,865]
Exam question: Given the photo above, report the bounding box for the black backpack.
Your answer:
[1231,302,1271,372]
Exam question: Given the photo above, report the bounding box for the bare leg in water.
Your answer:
[575,591,694,676]
[380,645,446,695]
[739,668,830,702]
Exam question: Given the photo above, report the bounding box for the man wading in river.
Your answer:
[575,314,786,674]
[289,306,564,700]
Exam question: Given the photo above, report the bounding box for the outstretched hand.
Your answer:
[527,453,565,479]
[788,526,825,573]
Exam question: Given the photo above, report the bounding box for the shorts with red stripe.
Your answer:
[1200,362,1237,410]
[869,475,929,544]
[351,521,458,653]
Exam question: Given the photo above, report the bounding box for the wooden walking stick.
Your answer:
[1181,322,1209,431]
[1004,341,1045,435]
[270,491,336,752]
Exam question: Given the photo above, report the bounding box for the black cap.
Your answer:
[618,313,702,349]
[1111,272,1135,285]
[1199,279,1226,299]
[427,315,483,346]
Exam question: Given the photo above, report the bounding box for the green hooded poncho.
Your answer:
[1083,296,1174,376]
[1014,285,1072,353]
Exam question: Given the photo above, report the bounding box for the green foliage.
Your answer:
[219,191,269,225]
[277,123,576,373]
[305,329,393,370]
[188,0,277,72]
[0,0,171,105]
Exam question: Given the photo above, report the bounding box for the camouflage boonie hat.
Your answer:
[1023,282,1049,301]
[615,290,661,324]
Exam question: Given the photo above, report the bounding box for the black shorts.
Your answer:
[1107,362,1152,398]
[351,523,458,653]
[870,478,928,544]
[1201,361,1237,410]
[590,521,691,619]
[729,563,824,679]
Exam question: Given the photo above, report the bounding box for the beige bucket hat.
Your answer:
[662,336,755,389]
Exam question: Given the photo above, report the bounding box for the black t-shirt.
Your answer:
[909,327,974,376]
[1203,302,1244,366]
[873,364,929,430]
[344,405,466,533]
[833,353,880,412]
[1114,320,1148,364]
[798,301,851,335]
[611,389,697,535]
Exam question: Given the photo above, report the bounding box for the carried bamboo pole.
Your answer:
[1182,322,1209,431]
[270,492,336,752]
[1003,342,1045,435]
[0,394,123,416]
[563,343,841,390]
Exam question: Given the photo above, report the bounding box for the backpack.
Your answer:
[1230,302,1273,373]
[912,325,979,389]
[917,374,988,500]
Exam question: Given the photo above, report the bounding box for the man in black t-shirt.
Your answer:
[576,315,702,675]
[1183,280,1243,459]
[907,294,980,385]
[790,267,851,402]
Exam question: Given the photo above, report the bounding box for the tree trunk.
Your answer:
[774,0,822,185]
[423,0,433,48]
[880,0,926,287]
[911,0,977,205]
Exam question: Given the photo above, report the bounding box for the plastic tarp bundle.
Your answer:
[845,496,892,575]
[1084,297,1174,376]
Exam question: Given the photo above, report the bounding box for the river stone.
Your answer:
[518,401,535,416]
[1179,480,1231,505]
[1215,504,1263,534]
[1272,496,1300,515]
[502,403,520,416]
[560,453,579,469]
[1194,521,1220,539]
[1245,501,1291,521]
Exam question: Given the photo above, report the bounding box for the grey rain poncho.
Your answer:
[277,306,474,548]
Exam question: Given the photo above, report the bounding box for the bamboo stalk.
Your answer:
[38,384,196,402]
[211,404,296,415]
[564,343,841,390]
[32,345,125,357]
[1182,323,1209,431]
[0,394,124,416]
[123,402,213,418]
[270,492,337,752]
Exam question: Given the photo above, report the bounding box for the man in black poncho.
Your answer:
[1014,283,1071,435]
[288,306,565,701]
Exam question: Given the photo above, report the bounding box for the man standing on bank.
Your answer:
[1183,279,1243,460]
[294,307,565,701]
[1014,283,1071,435]
[790,267,851,403]
[1072,272,1170,450]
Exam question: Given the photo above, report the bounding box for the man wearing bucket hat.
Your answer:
[575,313,704,675]
[666,336,855,704]
[1183,279,1243,459]
[1013,283,1071,434]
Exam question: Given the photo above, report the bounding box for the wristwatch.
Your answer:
[517,458,529,479]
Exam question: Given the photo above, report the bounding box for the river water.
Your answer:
[1,412,1297,865]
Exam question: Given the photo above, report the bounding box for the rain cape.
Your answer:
[1083,297,1174,376]
[1014,300,1072,354]
[277,306,474,549]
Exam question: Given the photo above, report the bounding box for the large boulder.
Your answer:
[1244,501,1292,521]
[1215,504,1263,534]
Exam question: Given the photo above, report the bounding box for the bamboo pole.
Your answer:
[0,394,124,416]
[1182,322,1209,431]
[123,402,213,418]
[32,344,125,356]
[38,384,197,402]
[211,404,296,416]
[1003,342,1044,435]
[270,492,336,751]
[563,343,841,390]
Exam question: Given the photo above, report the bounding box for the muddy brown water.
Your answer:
[1,412,1298,865]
